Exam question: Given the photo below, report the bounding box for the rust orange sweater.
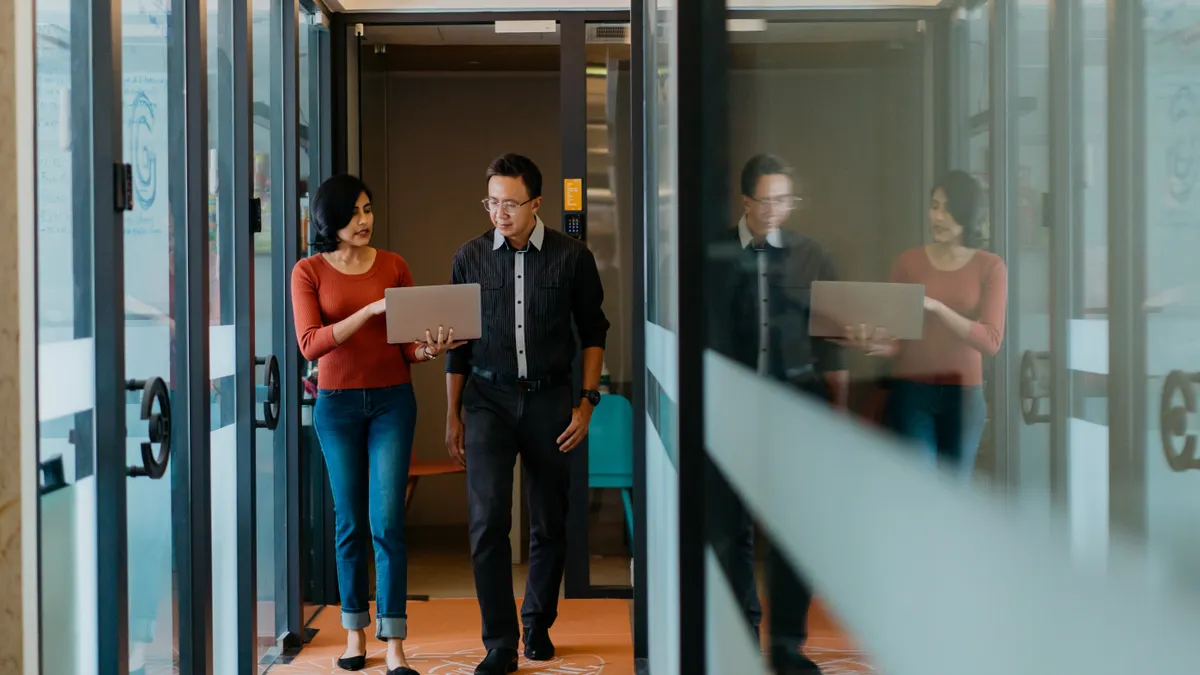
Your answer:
[291,250,421,390]
[890,247,1008,386]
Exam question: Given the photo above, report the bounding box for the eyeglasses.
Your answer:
[482,197,535,216]
[752,196,804,211]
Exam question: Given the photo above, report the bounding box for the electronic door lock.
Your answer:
[564,213,586,240]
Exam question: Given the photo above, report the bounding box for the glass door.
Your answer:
[1135,0,1200,589]
[35,0,106,670]
[37,0,216,672]
[121,3,191,670]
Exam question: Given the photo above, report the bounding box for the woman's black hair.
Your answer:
[310,174,372,254]
[932,170,984,248]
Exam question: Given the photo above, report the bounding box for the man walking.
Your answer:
[445,153,609,674]
[709,153,848,674]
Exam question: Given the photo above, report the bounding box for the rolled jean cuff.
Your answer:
[376,615,408,640]
[341,610,370,631]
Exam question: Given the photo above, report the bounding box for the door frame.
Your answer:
[326,7,638,606]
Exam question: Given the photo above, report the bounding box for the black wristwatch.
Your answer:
[581,389,602,407]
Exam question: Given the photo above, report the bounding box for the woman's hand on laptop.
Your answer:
[834,323,900,358]
[364,297,387,316]
[418,326,468,360]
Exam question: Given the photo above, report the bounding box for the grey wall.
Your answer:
[361,71,562,526]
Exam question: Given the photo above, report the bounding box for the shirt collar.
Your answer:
[493,216,546,251]
[737,216,783,249]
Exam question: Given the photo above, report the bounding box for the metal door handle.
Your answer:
[1160,370,1200,472]
[256,354,281,430]
[126,377,171,479]
[1019,350,1051,425]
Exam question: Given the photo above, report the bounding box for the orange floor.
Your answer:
[268,599,634,674]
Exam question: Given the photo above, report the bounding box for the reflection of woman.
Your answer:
[291,175,459,674]
[854,172,1007,476]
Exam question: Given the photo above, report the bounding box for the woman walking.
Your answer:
[292,174,460,674]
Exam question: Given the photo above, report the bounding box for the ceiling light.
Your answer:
[727,18,767,32]
[495,20,557,34]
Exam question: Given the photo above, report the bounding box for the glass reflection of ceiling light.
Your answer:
[586,65,608,77]
[495,20,557,34]
[727,18,767,32]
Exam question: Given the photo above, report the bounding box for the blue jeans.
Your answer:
[884,380,986,480]
[313,384,417,639]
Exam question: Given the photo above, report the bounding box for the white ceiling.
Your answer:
[329,0,943,12]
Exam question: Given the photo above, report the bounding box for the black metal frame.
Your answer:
[270,0,306,653]
[1048,0,1084,505]
[172,0,215,671]
[89,0,128,669]
[674,0,726,670]
[1106,0,1147,535]
[988,0,1018,486]
[630,0,648,657]
[222,0,260,670]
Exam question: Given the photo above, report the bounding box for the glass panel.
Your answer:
[36,0,99,672]
[208,0,243,669]
[644,1,679,673]
[252,0,279,659]
[1012,1,1052,502]
[585,22,635,588]
[711,15,935,672]
[1141,0,1200,590]
[122,0,182,670]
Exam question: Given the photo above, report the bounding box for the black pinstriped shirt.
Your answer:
[446,219,609,380]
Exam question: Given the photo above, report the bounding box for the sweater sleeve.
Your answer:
[964,255,1008,356]
[291,260,339,361]
[396,257,423,363]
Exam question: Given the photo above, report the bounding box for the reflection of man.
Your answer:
[445,154,610,675]
[711,154,847,674]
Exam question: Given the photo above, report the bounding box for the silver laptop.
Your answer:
[808,281,926,341]
[385,284,483,344]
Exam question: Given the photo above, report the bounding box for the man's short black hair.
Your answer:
[740,153,794,198]
[933,170,984,248]
[310,173,372,254]
[486,153,543,200]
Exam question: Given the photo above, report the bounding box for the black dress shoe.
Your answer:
[387,668,421,675]
[523,627,555,661]
[336,654,366,671]
[474,648,519,674]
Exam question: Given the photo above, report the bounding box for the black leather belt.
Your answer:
[471,367,570,393]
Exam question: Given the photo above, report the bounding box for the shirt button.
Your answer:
[520,350,524,354]
[518,325,523,329]
[518,301,522,304]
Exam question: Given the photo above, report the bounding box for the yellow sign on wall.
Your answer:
[564,178,583,212]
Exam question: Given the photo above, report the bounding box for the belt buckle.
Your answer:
[517,379,537,393]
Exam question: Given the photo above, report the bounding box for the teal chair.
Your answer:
[588,393,635,549]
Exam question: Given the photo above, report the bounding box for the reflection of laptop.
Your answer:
[808,281,925,340]
[385,284,482,344]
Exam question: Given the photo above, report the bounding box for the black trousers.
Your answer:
[462,375,575,651]
[708,372,826,674]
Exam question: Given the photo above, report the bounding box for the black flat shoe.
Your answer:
[523,627,555,661]
[336,654,366,671]
[388,668,421,675]
[475,648,519,674]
